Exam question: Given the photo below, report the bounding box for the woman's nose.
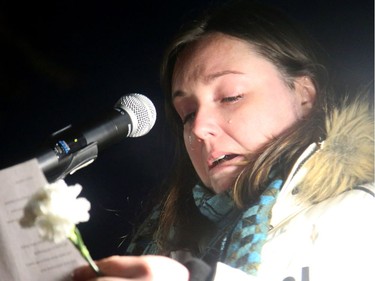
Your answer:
[190,107,220,141]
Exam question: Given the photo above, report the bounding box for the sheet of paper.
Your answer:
[0,159,86,281]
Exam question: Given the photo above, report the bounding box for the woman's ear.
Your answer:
[294,76,316,117]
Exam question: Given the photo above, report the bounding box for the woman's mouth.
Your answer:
[210,154,238,168]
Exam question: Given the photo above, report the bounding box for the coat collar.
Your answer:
[270,97,374,227]
[270,142,318,227]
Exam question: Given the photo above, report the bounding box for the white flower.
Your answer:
[20,179,91,243]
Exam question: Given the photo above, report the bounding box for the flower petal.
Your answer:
[19,180,91,244]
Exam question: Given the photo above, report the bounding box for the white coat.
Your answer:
[215,100,375,281]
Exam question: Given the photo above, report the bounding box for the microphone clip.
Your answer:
[38,142,98,183]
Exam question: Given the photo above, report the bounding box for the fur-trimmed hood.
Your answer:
[297,97,374,203]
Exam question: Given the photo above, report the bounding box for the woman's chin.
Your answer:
[208,178,237,194]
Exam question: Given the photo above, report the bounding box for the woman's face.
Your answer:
[172,33,315,194]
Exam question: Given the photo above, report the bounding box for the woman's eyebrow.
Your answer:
[172,70,244,100]
[203,70,244,83]
[172,90,185,101]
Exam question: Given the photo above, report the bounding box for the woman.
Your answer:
[73,1,374,280]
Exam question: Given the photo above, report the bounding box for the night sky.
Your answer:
[1,0,373,259]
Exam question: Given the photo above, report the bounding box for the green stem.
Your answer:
[68,226,103,276]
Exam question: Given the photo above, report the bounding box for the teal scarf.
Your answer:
[193,178,283,275]
[126,178,282,276]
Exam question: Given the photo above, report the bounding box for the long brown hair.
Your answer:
[157,0,331,254]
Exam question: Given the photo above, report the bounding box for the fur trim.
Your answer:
[297,97,374,203]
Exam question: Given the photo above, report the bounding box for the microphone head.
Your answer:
[115,93,157,137]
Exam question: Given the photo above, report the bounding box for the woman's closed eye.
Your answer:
[183,112,196,125]
[181,95,243,124]
[221,94,244,103]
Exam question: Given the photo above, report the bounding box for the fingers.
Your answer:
[72,255,189,281]
[86,278,133,281]
[72,264,96,281]
[72,255,143,280]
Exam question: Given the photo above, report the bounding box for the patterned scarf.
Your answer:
[126,178,282,276]
[193,178,283,275]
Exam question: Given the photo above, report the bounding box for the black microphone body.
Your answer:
[36,93,156,182]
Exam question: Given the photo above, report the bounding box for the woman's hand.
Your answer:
[72,255,190,281]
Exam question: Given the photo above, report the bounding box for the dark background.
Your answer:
[0,0,373,259]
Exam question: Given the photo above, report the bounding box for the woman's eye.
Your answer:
[221,94,243,103]
[183,112,196,125]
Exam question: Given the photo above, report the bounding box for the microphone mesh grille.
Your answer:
[116,93,157,137]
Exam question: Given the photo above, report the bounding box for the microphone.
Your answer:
[36,93,157,182]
